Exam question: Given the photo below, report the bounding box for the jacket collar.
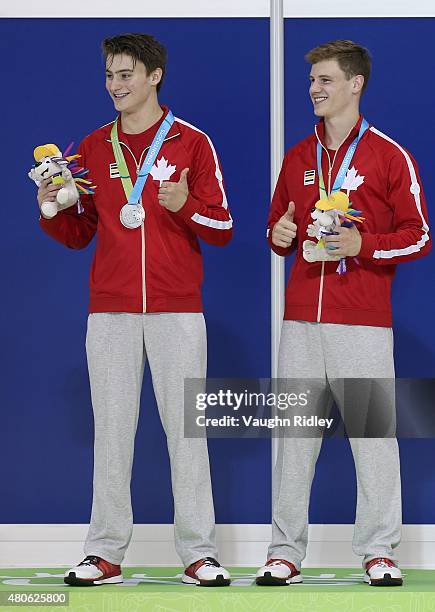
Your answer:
[314,113,365,150]
[105,104,181,144]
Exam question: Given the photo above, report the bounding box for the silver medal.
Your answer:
[120,204,145,229]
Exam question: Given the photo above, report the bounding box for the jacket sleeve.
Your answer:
[175,133,233,246]
[39,140,98,249]
[267,152,298,257]
[359,151,431,264]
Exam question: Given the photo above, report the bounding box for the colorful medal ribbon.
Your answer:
[110,110,175,204]
[317,118,369,198]
[316,118,369,273]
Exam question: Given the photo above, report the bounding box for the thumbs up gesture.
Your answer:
[158,168,190,212]
[272,201,297,248]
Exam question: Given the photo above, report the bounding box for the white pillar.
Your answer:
[270,0,285,463]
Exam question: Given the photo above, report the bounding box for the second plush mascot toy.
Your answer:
[303,190,365,273]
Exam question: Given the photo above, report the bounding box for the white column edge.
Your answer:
[270,0,285,473]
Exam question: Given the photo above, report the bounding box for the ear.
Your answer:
[352,74,365,95]
[150,67,163,87]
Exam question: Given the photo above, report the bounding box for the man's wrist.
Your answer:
[358,232,376,259]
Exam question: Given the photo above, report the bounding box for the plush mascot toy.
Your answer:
[28,143,96,219]
[303,191,365,274]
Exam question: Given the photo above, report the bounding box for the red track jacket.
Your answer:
[268,115,431,327]
[40,107,233,313]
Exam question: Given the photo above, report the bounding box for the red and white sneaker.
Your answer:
[256,559,302,585]
[64,555,123,586]
[182,557,231,586]
[364,557,403,586]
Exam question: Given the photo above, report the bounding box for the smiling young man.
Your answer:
[256,40,430,587]
[37,33,232,587]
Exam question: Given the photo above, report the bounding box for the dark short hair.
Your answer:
[305,39,371,93]
[102,33,167,92]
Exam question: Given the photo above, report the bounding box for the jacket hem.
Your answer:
[284,305,392,327]
[89,295,203,313]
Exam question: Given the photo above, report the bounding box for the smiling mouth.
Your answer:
[313,97,328,105]
[114,93,130,99]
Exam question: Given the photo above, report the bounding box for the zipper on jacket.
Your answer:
[314,127,350,322]
[137,142,148,313]
[315,141,333,323]
[136,162,147,314]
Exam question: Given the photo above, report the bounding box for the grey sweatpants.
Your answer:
[269,321,401,568]
[83,312,218,567]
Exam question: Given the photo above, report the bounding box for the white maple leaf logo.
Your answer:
[342,166,365,195]
[150,157,176,185]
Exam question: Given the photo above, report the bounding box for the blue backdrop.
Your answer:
[1,17,434,530]
[284,18,435,524]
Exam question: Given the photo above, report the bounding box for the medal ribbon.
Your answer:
[316,118,369,274]
[110,110,174,204]
[317,118,369,198]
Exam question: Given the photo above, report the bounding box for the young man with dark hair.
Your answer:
[256,39,430,586]
[38,33,232,587]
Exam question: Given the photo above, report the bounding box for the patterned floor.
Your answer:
[0,567,434,611]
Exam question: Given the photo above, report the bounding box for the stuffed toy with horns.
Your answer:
[303,191,365,274]
[28,143,96,219]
